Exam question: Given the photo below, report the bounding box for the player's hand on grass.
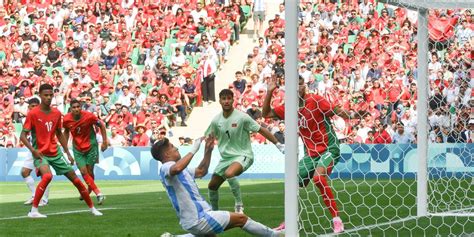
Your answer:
[190,137,204,155]
[276,142,285,154]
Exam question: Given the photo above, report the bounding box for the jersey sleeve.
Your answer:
[56,111,63,129]
[244,113,261,132]
[204,120,215,136]
[160,161,176,178]
[23,112,33,132]
[88,112,101,126]
[274,104,285,120]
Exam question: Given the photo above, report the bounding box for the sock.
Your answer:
[208,189,219,210]
[32,173,53,208]
[83,174,101,196]
[313,175,339,218]
[31,206,38,213]
[242,218,276,237]
[72,177,94,208]
[24,176,36,197]
[227,177,243,206]
[43,183,51,201]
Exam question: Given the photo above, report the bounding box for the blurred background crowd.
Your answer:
[0,0,472,147]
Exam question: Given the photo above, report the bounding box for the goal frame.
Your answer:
[284,0,473,236]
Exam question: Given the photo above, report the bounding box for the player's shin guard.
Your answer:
[32,173,53,208]
[313,175,339,217]
[242,218,278,237]
[83,174,101,195]
[208,189,219,210]
[227,177,243,206]
[72,177,94,208]
[43,183,51,201]
[24,176,36,196]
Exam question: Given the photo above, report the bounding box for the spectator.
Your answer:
[374,124,392,144]
[109,127,127,147]
[273,121,285,144]
[392,123,414,144]
[132,124,149,146]
[200,53,217,104]
[247,102,262,121]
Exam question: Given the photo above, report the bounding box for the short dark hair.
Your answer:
[219,89,234,98]
[27,98,40,105]
[150,138,170,162]
[39,84,54,93]
[70,98,81,106]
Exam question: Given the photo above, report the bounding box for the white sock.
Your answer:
[24,176,36,196]
[175,234,195,237]
[31,207,38,213]
[242,218,276,237]
[43,184,51,201]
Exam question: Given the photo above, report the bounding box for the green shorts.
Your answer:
[213,156,253,178]
[73,145,99,169]
[34,151,74,175]
[298,148,340,186]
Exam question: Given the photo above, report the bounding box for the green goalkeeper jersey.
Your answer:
[205,109,261,159]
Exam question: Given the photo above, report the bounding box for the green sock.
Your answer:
[227,177,243,206]
[208,189,219,210]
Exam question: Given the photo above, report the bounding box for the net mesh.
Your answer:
[289,1,473,236]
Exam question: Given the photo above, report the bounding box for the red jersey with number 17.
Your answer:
[23,106,62,157]
[63,111,100,153]
[274,94,340,157]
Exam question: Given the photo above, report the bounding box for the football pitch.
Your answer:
[0,179,472,236]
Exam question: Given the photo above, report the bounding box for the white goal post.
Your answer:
[284,0,473,236]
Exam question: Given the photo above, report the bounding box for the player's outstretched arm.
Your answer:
[194,135,215,178]
[56,128,74,165]
[169,137,204,176]
[258,127,285,153]
[262,76,280,119]
[63,127,70,147]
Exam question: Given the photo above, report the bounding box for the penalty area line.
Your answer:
[0,207,121,220]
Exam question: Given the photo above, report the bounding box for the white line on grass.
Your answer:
[0,207,120,220]
[340,206,474,235]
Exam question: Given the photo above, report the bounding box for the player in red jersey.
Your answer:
[63,99,108,204]
[262,76,368,234]
[20,84,103,218]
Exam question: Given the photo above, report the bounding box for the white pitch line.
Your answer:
[339,206,474,235]
[0,207,120,220]
[340,216,418,235]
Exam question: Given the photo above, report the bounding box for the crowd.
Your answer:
[0,0,253,147]
[229,1,473,145]
[0,1,473,148]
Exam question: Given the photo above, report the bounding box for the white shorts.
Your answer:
[22,154,34,170]
[185,211,230,236]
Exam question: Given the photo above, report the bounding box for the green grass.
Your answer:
[0,179,472,236]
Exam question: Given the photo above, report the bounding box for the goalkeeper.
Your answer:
[262,76,367,234]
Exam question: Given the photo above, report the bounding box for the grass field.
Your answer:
[0,179,472,236]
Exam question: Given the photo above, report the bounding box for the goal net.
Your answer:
[285,0,474,236]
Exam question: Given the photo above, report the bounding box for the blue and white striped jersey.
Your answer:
[160,161,212,230]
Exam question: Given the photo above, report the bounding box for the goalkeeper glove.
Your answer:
[276,142,285,154]
[190,137,204,155]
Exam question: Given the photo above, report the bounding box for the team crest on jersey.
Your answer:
[231,123,237,128]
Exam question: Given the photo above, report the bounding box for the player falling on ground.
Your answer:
[151,136,284,237]
[205,89,284,214]
[21,98,50,207]
[20,84,103,218]
[63,99,108,205]
[262,76,368,233]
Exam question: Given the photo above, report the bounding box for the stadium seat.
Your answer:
[344,43,352,54]
[14,123,22,137]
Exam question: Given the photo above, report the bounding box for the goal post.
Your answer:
[284,0,473,236]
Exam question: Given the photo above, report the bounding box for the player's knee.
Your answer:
[208,183,218,191]
[235,214,248,227]
[42,172,53,182]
